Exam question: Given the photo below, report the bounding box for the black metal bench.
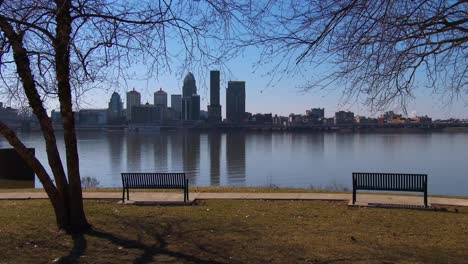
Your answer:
[121,173,189,203]
[352,172,428,207]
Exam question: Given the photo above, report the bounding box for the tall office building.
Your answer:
[226,81,246,123]
[108,92,123,120]
[154,88,168,108]
[191,94,200,120]
[208,70,222,122]
[182,72,196,97]
[181,72,200,120]
[171,94,182,119]
[126,88,141,120]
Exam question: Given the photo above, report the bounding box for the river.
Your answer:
[1,130,467,196]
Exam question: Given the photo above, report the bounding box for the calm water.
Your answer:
[2,131,468,196]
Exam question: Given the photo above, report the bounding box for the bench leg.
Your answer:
[127,188,129,201]
[352,189,356,204]
[424,190,428,208]
[185,179,189,203]
[122,188,125,203]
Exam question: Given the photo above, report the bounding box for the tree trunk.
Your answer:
[0,16,69,202]
[1,9,90,233]
[0,15,76,230]
[54,0,90,233]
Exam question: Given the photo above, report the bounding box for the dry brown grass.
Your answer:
[0,199,467,263]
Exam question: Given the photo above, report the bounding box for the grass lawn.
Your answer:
[0,199,467,264]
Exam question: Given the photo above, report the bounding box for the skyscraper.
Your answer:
[171,94,182,119]
[181,72,199,120]
[191,94,200,120]
[182,72,196,98]
[126,88,141,121]
[226,81,246,123]
[208,70,222,122]
[154,88,167,108]
[108,92,123,121]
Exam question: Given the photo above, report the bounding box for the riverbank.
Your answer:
[48,125,468,133]
[1,199,467,263]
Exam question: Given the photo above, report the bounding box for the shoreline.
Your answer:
[20,125,468,133]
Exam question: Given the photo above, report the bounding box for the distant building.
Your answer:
[181,72,200,120]
[306,108,324,124]
[380,111,406,124]
[131,103,164,124]
[334,111,354,125]
[0,104,18,123]
[171,94,182,119]
[355,116,378,124]
[164,107,179,122]
[154,88,168,108]
[226,81,246,123]
[108,92,124,123]
[52,110,79,125]
[182,72,196,98]
[388,116,406,124]
[51,110,62,124]
[273,115,288,126]
[288,114,303,125]
[78,109,108,125]
[200,110,209,120]
[126,88,141,121]
[251,113,273,125]
[191,94,200,120]
[208,70,222,122]
[325,117,335,125]
[410,116,432,124]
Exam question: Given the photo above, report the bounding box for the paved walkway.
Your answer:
[1,191,467,207]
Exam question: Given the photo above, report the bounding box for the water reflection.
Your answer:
[106,132,124,176]
[226,131,246,185]
[305,133,325,155]
[5,131,468,196]
[126,134,141,172]
[167,132,183,172]
[335,133,355,153]
[153,133,169,171]
[182,131,200,183]
[209,132,222,185]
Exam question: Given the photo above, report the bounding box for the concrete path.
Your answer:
[0,191,467,207]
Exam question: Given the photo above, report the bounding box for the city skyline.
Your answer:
[67,69,466,120]
[41,61,466,120]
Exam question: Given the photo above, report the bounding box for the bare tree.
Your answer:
[0,0,248,233]
[242,0,467,112]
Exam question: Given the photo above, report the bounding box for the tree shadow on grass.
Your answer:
[59,223,224,264]
[88,228,223,264]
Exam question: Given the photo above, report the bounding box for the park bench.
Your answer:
[121,173,189,203]
[352,172,428,207]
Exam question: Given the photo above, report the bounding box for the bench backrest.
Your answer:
[121,173,186,189]
[352,172,427,192]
